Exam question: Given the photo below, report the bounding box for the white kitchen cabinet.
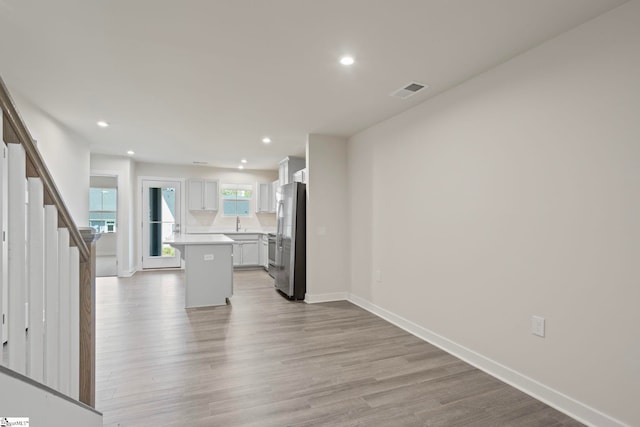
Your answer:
[257,181,279,213]
[293,168,307,184]
[278,156,305,187]
[226,233,261,267]
[260,234,268,269]
[255,182,272,213]
[188,179,218,211]
[271,180,278,212]
[241,241,260,265]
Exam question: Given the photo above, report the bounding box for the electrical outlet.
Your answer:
[374,270,382,283]
[531,315,545,337]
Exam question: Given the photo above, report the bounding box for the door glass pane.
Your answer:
[148,186,177,257]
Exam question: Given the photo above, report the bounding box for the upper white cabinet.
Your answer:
[272,180,278,210]
[188,179,218,211]
[278,156,305,187]
[255,182,272,213]
[293,168,307,184]
[257,181,280,213]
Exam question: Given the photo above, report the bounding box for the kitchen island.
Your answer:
[164,234,234,308]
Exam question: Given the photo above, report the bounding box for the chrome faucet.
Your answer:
[236,216,240,232]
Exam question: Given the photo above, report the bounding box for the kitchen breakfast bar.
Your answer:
[164,234,234,308]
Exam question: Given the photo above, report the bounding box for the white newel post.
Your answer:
[27,177,45,382]
[7,143,27,374]
[44,204,59,389]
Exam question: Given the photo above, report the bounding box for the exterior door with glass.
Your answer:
[142,179,181,269]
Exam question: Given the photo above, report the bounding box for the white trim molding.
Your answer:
[347,293,629,427]
[118,269,137,278]
[304,292,349,304]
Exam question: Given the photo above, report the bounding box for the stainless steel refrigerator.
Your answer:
[275,182,306,299]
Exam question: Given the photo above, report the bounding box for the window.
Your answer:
[89,187,117,233]
[221,184,252,216]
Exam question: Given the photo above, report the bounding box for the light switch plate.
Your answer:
[531,315,545,337]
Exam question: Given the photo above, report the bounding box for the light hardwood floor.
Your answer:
[96,270,583,427]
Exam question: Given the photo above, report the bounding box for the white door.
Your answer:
[142,179,181,269]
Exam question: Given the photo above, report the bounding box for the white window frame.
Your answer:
[220,183,253,217]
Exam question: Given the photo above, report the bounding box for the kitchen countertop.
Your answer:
[186,230,275,235]
[165,234,234,245]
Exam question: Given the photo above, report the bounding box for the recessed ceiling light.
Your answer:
[127,150,135,155]
[241,159,247,163]
[97,121,109,128]
[238,165,244,170]
[339,55,355,66]
[262,137,271,144]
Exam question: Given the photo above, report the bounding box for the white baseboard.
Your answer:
[304,292,349,304]
[118,269,137,278]
[347,293,628,427]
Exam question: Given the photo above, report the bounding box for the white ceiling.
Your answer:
[0,0,627,170]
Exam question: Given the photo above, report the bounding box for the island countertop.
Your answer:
[164,234,234,245]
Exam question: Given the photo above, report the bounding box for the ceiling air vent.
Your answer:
[390,81,429,99]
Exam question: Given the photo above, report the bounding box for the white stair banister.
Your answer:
[7,143,27,375]
[2,76,98,408]
[44,204,59,389]
[27,177,45,382]
[57,227,70,395]
[69,246,80,399]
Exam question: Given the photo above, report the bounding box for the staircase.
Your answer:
[0,76,102,425]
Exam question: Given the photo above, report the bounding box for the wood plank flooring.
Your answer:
[96,270,583,427]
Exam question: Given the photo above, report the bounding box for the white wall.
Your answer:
[349,2,639,426]
[11,91,90,226]
[135,162,277,233]
[90,154,136,276]
[306,134,349,302]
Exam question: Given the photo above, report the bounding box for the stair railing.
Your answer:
[0,76,98,407]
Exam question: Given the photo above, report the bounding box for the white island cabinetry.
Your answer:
[165,234,233,308]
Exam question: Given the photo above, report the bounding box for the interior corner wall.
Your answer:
[306,134,349,302]
[11,91,90,226]
[90,154,136,277]
[348,2,640,426]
